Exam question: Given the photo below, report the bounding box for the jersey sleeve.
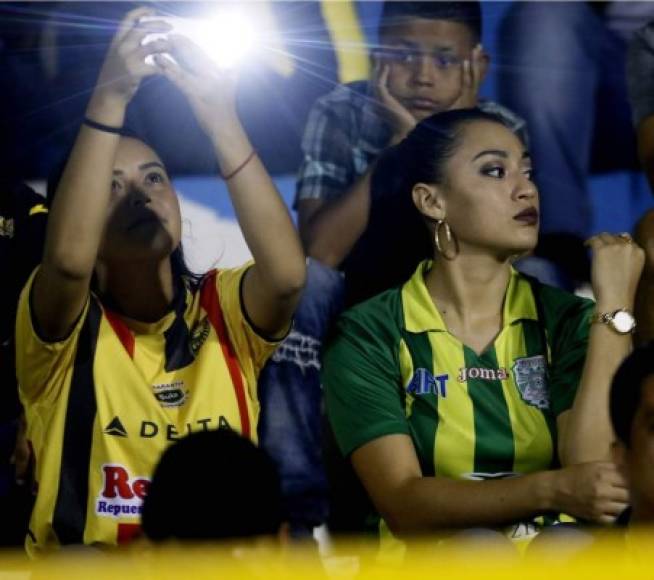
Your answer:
[15,267,89,404]
[547,296,594,417]
[323,310,409,457]
[216,263,286,384]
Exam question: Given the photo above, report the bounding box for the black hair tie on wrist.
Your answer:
[83,117,123,134]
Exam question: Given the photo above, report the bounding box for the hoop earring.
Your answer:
[435,219,459,260]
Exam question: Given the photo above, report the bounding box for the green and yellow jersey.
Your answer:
[323,260,594,549]
[15,264,281,557]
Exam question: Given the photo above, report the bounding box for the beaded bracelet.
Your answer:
[223,150,256,181]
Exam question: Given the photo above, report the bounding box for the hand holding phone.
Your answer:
[139,15,182,67]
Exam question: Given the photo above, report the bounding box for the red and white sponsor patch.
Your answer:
[95,464,150,518]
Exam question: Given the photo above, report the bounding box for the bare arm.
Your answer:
[298,171,372,268]
[34,9,168,340]
[353,434,628,536]
[558,234,644,465]
[213,119,306,338]
[158,38,305,338]
[298,57,422,268]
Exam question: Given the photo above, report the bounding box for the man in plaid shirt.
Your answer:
[295,1,527,271]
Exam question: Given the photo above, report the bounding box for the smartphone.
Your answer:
[139,15,186,66]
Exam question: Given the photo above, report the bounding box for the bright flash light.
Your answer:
[184,11,256,69]
[141,10,258,70]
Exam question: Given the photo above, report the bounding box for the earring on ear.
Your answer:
[435,219,459,260]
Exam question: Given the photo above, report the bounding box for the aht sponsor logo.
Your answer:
[96,464,150,518]
[406,368,448,397]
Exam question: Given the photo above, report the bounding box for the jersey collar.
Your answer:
[401,260,538,334]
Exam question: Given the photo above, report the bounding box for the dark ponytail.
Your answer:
[344,108,514,307]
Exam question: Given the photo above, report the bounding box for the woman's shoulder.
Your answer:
[324,286,406,381]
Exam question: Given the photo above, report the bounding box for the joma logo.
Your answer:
[457,367,508,383]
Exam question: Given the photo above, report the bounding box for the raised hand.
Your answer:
[586,232,645,311]
[450,44,485,110]
[93,7,171,105]
[373,58,417,145]
[154,34,238,140]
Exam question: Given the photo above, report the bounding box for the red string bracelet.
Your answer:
[223,150,256,181]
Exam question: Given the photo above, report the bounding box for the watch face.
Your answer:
[613,310,635,333]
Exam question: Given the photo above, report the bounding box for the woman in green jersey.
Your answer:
[323,109,644,546]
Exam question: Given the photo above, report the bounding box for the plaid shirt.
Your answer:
[295,80,528,206]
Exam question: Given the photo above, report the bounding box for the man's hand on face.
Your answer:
[373,58,418,145]
[374,43,485,145]
[450,44,484,110]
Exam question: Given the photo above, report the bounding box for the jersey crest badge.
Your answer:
[189,317,211,358]
[512,355,549,410]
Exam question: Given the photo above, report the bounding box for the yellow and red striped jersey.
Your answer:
[15,264,281,557]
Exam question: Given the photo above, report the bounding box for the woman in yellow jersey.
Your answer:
[323,108,645,549]
[14,8,305,554]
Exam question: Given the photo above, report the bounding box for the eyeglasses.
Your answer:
[376,48,463,70]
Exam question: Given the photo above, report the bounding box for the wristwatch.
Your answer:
[590,308,636,335]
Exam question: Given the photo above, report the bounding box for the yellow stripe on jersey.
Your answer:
[495,325,552,475]
[431,332,475,479]
[398,339,415,418]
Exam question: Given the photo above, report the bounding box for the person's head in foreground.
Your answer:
[375,1,487,120]
[611,342,654,524]
[142,429,283,542]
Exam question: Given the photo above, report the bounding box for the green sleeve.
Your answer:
[547,295,594,417]
[323,311,409,457]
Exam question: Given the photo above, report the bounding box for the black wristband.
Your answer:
[83,117,123,134]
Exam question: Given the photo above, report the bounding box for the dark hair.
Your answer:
[344,108,512,306]
[378,1,482,44]
[610,342,654,447]
[46,128,201,286]
[141,429,283,542]
[45,126,145,204]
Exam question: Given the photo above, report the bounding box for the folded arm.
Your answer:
[353,434,628,535]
